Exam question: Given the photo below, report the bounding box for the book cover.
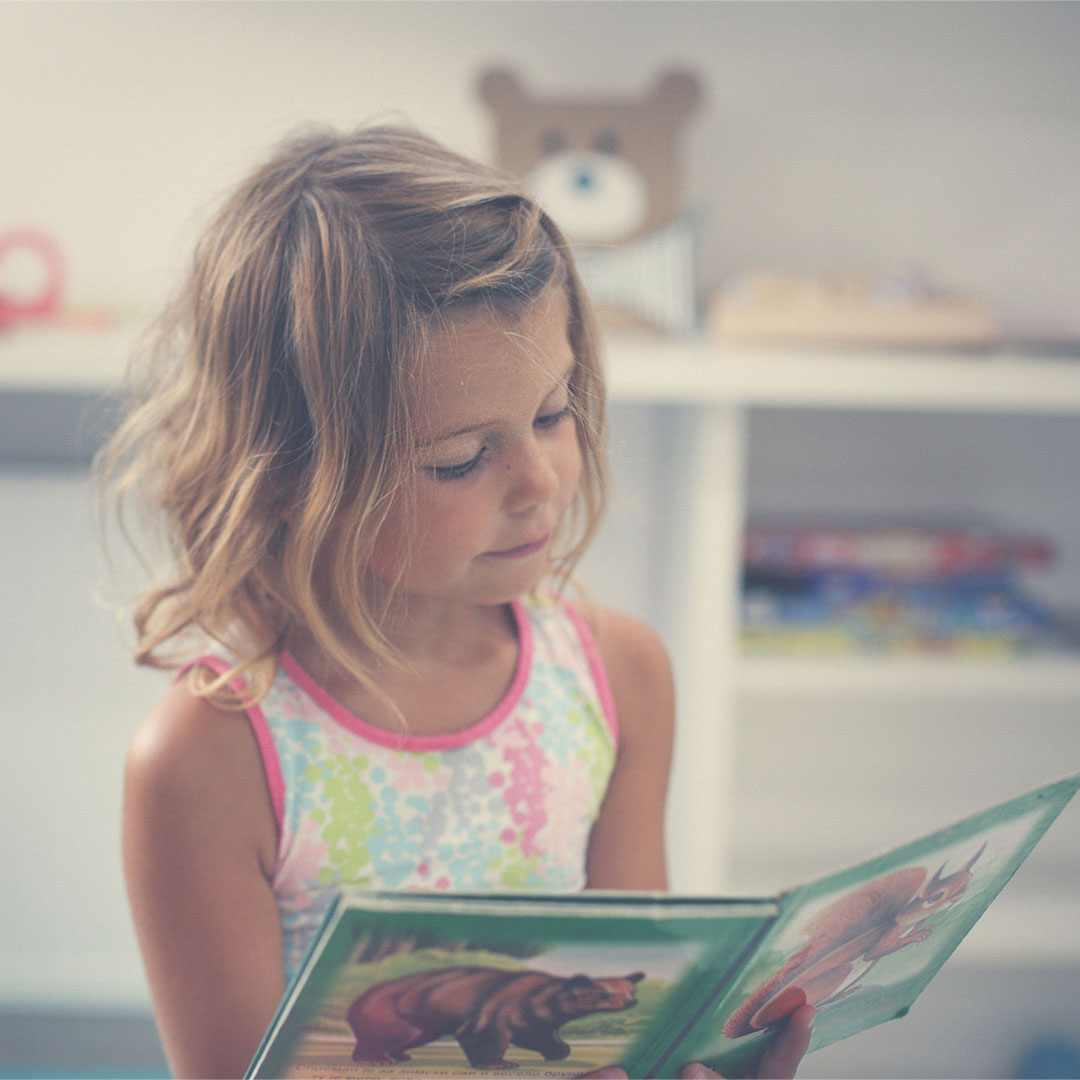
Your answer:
[247,773,1079,1079]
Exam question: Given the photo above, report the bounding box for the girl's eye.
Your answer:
[429,405,571,481]
[535,405,573,431]
[431,447,486,482]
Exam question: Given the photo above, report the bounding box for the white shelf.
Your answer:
[605,339,1080,414]
[738,653,1080,698]
[0,324,139,392]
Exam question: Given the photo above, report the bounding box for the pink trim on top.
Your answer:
[563,602,619,746]
[176,656,287,837]
[279,599,534,752]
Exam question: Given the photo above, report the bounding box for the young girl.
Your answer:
[108,124,810,1079]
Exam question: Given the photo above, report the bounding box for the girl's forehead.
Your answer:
[414,291,574,437]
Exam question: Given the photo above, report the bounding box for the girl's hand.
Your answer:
[731,1004,815,1080]
[580,1005,815,1080]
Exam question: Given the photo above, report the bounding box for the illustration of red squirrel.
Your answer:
[723,844,985,1038]
[347,965,644,1069]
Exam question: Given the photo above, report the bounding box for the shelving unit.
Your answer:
[600,337,1080,968]
[4,328,1080,966]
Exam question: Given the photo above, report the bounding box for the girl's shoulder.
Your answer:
[570,600,672,674]
[127,676,243,786]
[570,601,675,736]
[125,674,278,877]
[527,588,667,658]
[525,591,672,695]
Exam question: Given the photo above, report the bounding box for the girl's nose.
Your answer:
[505,440,560,514]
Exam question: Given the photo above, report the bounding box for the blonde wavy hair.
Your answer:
[98,124,608,708]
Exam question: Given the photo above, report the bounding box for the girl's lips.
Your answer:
[485,534,551,559]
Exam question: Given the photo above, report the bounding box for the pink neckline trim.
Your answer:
[279,600,533,752]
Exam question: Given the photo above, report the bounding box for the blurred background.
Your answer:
[2,2,1079,1077]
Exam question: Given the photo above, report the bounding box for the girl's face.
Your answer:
[369,288,583,611]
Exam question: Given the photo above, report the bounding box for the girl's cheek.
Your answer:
[563,429,585,493]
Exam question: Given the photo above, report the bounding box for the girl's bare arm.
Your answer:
[583,607,675,891]
[123,681,285,1078]
[579,610,812,1080]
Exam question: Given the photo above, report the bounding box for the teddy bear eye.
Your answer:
[540,130,566,155]
[592,131,620,155]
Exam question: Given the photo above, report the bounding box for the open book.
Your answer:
[247,773,1079,1079]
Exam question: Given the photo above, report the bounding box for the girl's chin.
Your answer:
[363,553,555,612]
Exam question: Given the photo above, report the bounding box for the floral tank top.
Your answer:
[188,593,618,982]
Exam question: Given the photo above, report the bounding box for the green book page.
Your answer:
[667,773,1080,1080]
[249,895,775,1079]
[617,913,776,1078]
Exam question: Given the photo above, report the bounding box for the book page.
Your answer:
[669,774,1080,1079]
[248,896,775,1079]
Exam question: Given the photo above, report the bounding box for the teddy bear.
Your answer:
[479,68,702,337]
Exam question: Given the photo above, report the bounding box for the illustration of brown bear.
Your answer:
[347,965,644,1069]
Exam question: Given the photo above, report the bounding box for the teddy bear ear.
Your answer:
[478,68,525,111]
[652,69,702,119]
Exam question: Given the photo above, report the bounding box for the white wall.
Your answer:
[3,1,1079,335]
[0,470,163,1009]
[2,1,1079,1069]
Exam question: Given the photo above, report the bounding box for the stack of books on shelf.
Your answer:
[740,523,1061,657]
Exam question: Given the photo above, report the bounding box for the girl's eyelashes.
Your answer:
[428,404,574,483]
[535,404,574,430]
[431,446,487,481]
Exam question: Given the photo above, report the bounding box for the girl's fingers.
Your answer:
[755,1005,816,1079]
[583,1004,815,1080]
